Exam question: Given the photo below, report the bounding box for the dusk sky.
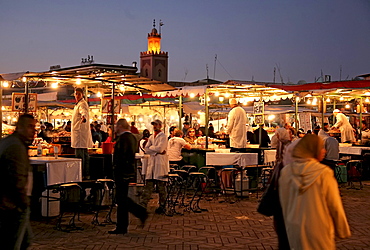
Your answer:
[1,0,370,84]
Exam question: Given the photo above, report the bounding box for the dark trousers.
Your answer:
[115,179,146,231]
[0,207,31,250]
[75,148,90,178]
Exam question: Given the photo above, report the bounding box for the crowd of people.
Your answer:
[0,91,359,248]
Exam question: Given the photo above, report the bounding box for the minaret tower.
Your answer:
[140,19,168,83]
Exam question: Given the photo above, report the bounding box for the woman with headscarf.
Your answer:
[279,134,351,249]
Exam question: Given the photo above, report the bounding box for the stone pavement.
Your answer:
[29,181,370,250]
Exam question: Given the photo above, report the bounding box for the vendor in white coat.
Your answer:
[139,119,169,214]
[227,98,247,152]
[71,88,93,179]
[332,109,355,143]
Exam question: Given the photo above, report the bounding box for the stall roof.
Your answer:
[1,64,175,95]
[153,80,293,101]
[269,80,370,98]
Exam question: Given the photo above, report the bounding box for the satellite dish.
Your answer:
[297,80,307,85]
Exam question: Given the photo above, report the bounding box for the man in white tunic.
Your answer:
[227,98,247,152]
[140,119,169,214]
[332,109,355,143]
[71,88,93,179]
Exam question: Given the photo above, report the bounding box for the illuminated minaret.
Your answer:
[140,19,168,83]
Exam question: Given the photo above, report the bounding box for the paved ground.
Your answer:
[29,181,370,250]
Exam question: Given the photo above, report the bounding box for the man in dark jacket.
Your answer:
[0,114,36,249]
[109,119,147,234]
[254,124,271,147]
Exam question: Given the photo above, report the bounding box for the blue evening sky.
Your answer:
[1,0,369,83]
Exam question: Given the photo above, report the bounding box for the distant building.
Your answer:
[140,20,168,83]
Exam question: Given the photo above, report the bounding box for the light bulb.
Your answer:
[215,92,220,97]
[97,91,102,97]
[76,78,81,85]
[51,82,58,89]
[326,98,330,102]
[307,99,311,104]
[189,93,195,98]
[340,96,344,101]
[2,81,9,88]
[345,104,350,109]
[225,93,231,98]
[219,97,224,102]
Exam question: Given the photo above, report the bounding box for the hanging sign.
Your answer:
[253,102,264,125]
[253,102,264,115]
[102,99,120,113]
[12,93,37,112]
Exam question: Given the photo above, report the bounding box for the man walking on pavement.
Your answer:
[140,119,169,214]
[109,119,147,235]
[0,114,36,249]
[71,88,93,179]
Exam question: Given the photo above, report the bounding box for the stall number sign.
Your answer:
[12,93,37,112]
[253,102,264,114]
[102,99,120,113]
[253,102,264,125]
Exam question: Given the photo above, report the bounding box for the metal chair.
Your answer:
[346,160,363,190]
[56,183,84,232]
[218,167,238,203]
[94,179,116,225]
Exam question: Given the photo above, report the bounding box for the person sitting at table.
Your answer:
[95,124,107,147]
[168,126,176,140]
[361,122,370,144]
[167,129,191,167]
[254,124,271,147]
[196,128,204,137]
[319,128,340,170]
[104,126,113,143]
[184,128,197,145]
[318,123,330,138]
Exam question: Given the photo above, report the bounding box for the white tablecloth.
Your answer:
[206,153,258,166]
[339,146,370,155]
[264,150,276,164]
[30,157,82,185]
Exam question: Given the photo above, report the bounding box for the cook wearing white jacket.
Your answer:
[332,109,355,143]
[140,119,169,214]
[227,98,247,151]
[71,88,93,179]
